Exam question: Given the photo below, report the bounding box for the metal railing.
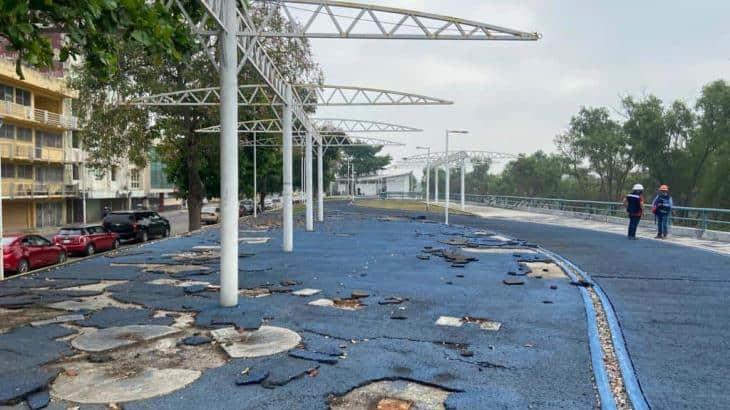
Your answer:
[459,194,730,232]
[374,192,730,232]
[0,100,78,129]
[1,182,79,198]
[0,142,66,162]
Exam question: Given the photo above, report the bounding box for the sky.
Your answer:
[303,0,730,169]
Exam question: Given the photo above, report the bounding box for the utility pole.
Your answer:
[282,85,294,253]
[305,131,313,231]
[317,142,324,222]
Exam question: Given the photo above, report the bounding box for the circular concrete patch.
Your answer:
[329,380,451,410]
[211,325,301,358]
[52,362,200,404]
[72,325,181,352]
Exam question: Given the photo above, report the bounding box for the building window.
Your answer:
[95,169,104,181]
[0,85,12,102]
[71,131,80,148]
[130,169,141,189]
[1,164,14,178]
[15,88,31,106]
[72,164,79,180]
[0,124,14,139]
[16,165,33,179]
[40,131,63,148]
[36,166,64,183]
[111,166,118,182]
[150,159,173,189]
[16,127,32,142]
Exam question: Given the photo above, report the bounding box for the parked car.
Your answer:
[52,225,120,256]
[2,234,67,274]
[102,211,171,242]
[264,198,274,210]
[202,205,220,224]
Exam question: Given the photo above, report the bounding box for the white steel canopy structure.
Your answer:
[195,118,422,134]
[160,0,541,311]
[130,84,453,107]
[243,0,541,41]
[399,150,517,213]
[240,134,404,147]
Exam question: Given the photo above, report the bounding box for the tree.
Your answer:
[622,95,698,203]
[72,3,323,230]
[564,107,634,200]
[0,0,194,80]
[339,145,392,177]
[499,151,565,197]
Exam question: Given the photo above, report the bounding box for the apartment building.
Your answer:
[1,42,181,230]
[0,56,81,231]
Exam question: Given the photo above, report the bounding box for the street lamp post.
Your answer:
[445,130,468,225]
[460,158,466,211]
[416,146,430,209]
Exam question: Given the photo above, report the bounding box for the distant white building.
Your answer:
[331,171,416,196]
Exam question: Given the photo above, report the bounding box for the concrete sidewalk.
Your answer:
[438,201,730,256]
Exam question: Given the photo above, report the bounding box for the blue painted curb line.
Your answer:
[546,249,651,410]
[542,249,617,410]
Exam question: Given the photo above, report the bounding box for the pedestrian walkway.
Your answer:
[437,201,730,256]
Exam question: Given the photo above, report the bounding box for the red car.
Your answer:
[2,234,68,274]
[52,225,120,256]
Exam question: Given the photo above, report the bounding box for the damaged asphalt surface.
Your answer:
[0,202,598,409]
[417,204,730,410]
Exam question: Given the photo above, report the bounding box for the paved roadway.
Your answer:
[382,205,729,409]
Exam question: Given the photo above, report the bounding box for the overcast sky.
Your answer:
[307,0,729,167]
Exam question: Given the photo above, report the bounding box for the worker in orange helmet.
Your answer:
[651,185,673,239]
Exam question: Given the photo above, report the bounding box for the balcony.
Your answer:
[0,100,78,129]
[0,142,66,162]
[1,181,79,199]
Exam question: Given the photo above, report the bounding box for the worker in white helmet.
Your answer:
[623,184,645,240]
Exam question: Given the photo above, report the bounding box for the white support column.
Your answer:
[253,132,257,218]
[425,155,430,208]
[434,166,439,205]
[317,142,324,222]
[445,132,450,225]
[282,85,294,252]
[460,159,465,211]
[219,0,239,307]
[305,131,314,231]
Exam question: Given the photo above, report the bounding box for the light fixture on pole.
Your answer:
[444,130,468,225]
[416,146,431,209]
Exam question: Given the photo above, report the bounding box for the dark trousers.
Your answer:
[628,216,641,237]
[656,214,669,236]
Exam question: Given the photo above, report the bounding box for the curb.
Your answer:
[544,249,650,410]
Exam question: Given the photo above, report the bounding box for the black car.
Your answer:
[102,211,171,242]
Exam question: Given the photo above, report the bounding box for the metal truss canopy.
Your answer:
[129,84,452,107]
[401,150,517,167]
[240,134,404,147]
[196,118,422,134]
[246,0,541,41]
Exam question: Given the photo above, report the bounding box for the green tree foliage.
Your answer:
[71,3,323,230]
[454,79,730,208]
[0,0,194,80]
[339,145,392,177]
